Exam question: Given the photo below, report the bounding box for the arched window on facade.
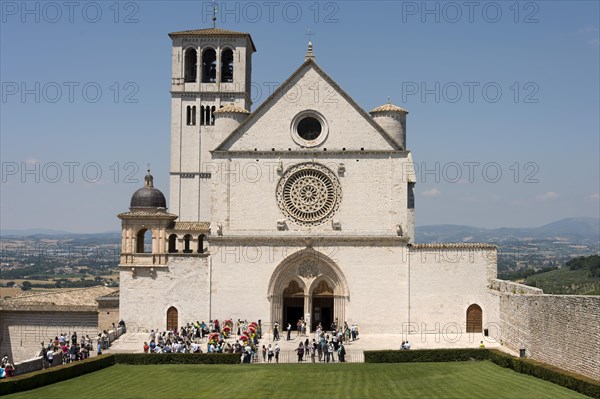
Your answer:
[202,49,217,83]
[183,234,193,253]
[186,106,197,126]
[168,234,178,253]
[200,106,205,125]
[136,229,152,253]
[221,48,234,83]
[210,106,216,125]
[466,304,483,333]
[184,48,197,83]
[197,234,206,253]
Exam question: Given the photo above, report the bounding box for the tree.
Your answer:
[21,281,32,291]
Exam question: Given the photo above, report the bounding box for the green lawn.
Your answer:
[6,362,589,399]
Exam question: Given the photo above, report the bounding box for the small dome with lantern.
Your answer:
[129,170,167,210]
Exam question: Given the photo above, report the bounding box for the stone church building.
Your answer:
[118,27,497,336]
[116,29,600,380]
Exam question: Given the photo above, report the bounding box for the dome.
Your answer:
[214,103,250,114]
[370,102,408,114]
[129,171,167,209]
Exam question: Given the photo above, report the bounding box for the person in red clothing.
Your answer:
[143,342,150,353]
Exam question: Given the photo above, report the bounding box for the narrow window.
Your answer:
[205,106,211,125]
[168,234,178,253]
[198,234,206,253]
[200,106,205,126]
[202,49,217,83]
[191,106,196,125]
[184,48,197,83]
[186,106,191,126]
[221,49,234,83]
[183,234,192,253]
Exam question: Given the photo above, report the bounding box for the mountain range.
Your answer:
[415,217,599,244]
[1,217,599,245]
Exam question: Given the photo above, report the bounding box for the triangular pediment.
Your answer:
[215,59,400,152]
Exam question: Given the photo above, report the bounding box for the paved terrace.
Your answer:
[107,330,514,363]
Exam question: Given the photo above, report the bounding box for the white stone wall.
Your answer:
[491,289,600,380]
[209,154,413,235]
[407,247,497,336]
[208,241,410,333]
[221,67,394,152]
[119,243,498,337]
[0,311,98,363]
[119,256,210,332]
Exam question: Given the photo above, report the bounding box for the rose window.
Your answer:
[276,163,342,226]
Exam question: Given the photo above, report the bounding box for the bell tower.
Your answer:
[168,27,256,222]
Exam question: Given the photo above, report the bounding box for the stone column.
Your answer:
[304,295,312,333]
[270,295,282,326]
[334,296,346,327]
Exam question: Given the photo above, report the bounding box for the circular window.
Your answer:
[276,163,342,226]
[297,117,322,140]
[291,111,328,147]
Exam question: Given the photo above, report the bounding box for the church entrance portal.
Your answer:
[268,249,348,333]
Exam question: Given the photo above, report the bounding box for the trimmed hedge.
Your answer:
[488,350,600,399]
[364,348,490,363]
[0,354,115,396]
[113,353,241,365]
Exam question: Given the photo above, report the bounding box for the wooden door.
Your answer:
[466,304,482,333]
[166,307,178,331]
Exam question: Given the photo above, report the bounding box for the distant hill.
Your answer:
[416,217,599,244]
[1,228,74,236]
[0,230,121,244]
[524,267,600,295]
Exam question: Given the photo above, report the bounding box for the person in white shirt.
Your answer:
[46,350,54,366]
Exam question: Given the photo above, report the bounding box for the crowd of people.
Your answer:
[139,317,363,364]
[142,319,264,357]
[43,331,104,366]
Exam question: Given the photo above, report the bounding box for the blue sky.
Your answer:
[1,0,599,233]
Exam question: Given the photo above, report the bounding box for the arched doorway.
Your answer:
[466,304,482,333]
[267,248,349,332]
[166,306,178,331]
[312,280,334,330]
[282,280,304,328]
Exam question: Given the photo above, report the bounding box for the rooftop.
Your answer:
[168,27,256,52]
[0,286,117,312]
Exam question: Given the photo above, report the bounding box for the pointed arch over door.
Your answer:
[267,248,349,331]
[166,306,178,331]
[466,304,482,333]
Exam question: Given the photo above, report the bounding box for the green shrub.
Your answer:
[488,350,600,399]
[0,354,115,396]
[364,348,489,363]
[113,353,241,365]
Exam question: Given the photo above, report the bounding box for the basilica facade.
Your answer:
[118,27,497,335]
